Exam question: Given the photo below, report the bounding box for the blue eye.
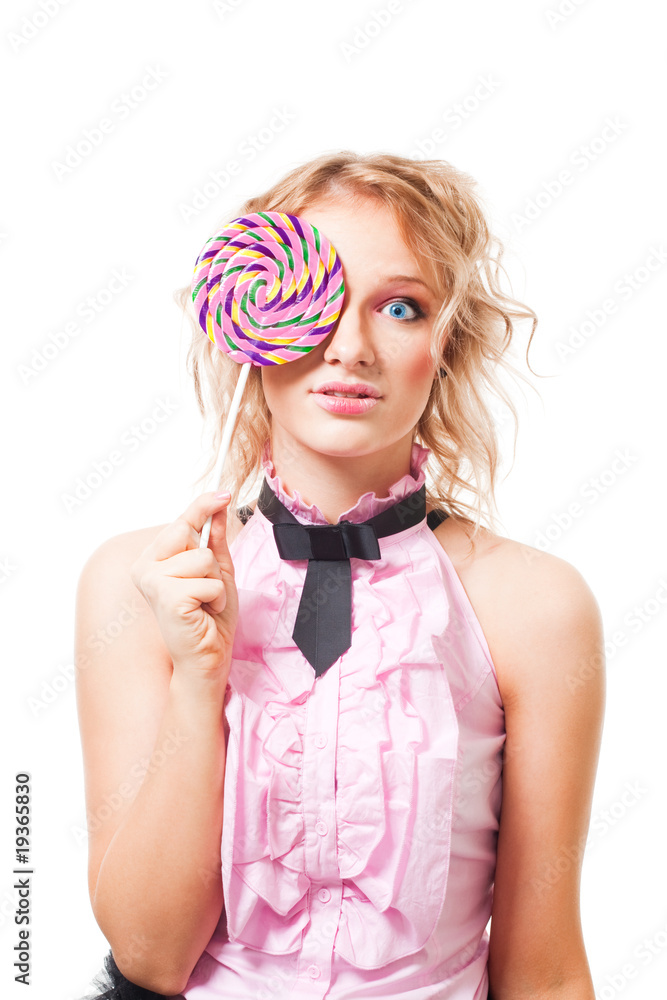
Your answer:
[380,298,425,322]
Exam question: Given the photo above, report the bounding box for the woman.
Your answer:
[76,150,605,999]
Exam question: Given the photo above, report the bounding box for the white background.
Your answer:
[1,1,666,998]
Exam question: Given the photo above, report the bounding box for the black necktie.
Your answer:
[257,478,427,677]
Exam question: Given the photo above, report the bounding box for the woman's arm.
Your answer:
[75,510,232,995]
[483,543,606,999]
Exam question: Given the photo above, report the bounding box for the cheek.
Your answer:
[261,367,301,417]
[378,328,433,382]
[259,371,279,416]
[400,345,435,391]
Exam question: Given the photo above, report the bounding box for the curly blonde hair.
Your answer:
[175,150,539,538]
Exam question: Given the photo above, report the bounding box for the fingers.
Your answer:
[130,493,235,617]
[157,546,223,583]
[134,543,230,615]
[157,574,227,615]
[150,493,232,562]
[207,502,235,574]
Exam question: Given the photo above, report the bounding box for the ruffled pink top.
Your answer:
[183,441,505,1000]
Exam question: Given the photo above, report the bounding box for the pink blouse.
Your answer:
[183,441,505,999]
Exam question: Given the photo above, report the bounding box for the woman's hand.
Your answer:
[130,492,239,681]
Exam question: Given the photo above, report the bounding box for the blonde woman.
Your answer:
[76,151,605,999]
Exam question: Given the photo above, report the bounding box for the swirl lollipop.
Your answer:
[191,211,345,547]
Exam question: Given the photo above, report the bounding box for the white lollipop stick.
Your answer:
[199,361,251,549]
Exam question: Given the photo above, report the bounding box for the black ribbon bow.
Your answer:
[257,478,427,677]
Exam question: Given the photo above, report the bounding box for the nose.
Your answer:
[321,298,377,369]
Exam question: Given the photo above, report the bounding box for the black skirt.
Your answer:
[78,949,186,1000]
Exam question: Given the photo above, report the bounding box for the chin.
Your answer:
[305,437,394,460]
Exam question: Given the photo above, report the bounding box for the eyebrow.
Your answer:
[384,274,435,294]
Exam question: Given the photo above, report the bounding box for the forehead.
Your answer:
[299,195,425,278]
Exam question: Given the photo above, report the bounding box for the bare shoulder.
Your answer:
[78,523,169,611]
[77,504,238,651]
[76,523,176,677]
[85,497,248,567]
[78,503,248,636]
[85,522,168,564]
[430,511,604,703]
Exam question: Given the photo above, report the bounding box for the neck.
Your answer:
[267,430,418,524]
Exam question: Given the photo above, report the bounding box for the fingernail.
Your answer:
[214,491,231,500]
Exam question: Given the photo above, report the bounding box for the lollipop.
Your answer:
[191,211,345,547]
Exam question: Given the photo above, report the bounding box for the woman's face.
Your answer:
[261,193,441,464]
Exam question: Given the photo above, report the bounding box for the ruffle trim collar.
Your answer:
[260,440,431,525]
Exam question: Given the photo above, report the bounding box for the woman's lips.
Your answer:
[311,392,380,415]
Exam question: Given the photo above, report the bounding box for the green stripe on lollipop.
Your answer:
[247,279,265,307]
[282,244,295,271]
[294,310,323,327]
[223,330,238,352]
[224,263,246,278]
[274,311,317,329]
[324,281,344,304]
[240,304,308,331]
